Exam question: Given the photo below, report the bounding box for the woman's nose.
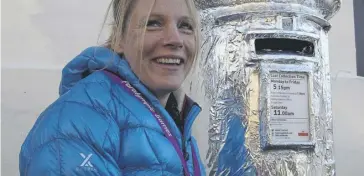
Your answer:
[163,25,183,49]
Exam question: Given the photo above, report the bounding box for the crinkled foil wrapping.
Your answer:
[188,1,340,175]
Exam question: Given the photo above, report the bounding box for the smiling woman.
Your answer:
[18,0,205,175]
[110,0,200,107]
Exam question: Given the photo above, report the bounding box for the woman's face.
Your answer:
[119,0,196,96]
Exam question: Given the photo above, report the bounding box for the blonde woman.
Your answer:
[19,0,205,175]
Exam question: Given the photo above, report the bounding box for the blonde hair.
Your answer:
[102,0,201,74]
[104,0,137,51]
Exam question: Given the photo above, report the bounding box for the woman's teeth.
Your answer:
[155,58,182,65]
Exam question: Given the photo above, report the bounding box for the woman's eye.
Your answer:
[179,22,193,33]
[146,20,162,28]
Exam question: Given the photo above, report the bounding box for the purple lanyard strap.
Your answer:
[104,71,201,176]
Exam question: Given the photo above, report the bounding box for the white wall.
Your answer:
[2,0,363,176]
[329,1,364,176]
[332,76,364,176]
[2,0,110,69]
[2,1,111,175]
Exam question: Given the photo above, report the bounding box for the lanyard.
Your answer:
[104,71,201,176]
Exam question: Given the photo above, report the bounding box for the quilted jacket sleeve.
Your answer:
[19,100,122,176]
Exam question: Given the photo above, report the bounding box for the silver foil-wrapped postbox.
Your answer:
[188,0,341,175]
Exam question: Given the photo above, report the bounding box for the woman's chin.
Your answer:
[161,83,182,92]
[154,80,183,93]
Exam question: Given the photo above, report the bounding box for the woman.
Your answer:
[19,0,205,175]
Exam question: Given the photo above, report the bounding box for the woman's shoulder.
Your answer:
[41,70,151,126]
[21,70,160,150]
[21,71,125,153]
[63,70,115,99]
[27,71,122,136]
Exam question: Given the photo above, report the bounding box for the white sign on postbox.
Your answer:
[269,72,310,143]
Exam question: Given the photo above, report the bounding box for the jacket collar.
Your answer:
[173,87,187,112]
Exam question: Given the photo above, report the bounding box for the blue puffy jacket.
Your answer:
[19,47,206,176]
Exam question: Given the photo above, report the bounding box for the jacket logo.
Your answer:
[80,153,93,167]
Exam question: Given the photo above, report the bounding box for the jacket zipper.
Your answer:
[181,103,201,175]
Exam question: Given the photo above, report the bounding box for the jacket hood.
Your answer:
[59,46,139,95]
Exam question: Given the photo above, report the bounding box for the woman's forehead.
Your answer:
[133,0,192,18]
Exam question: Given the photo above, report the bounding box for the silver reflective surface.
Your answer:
[190,1,340,175]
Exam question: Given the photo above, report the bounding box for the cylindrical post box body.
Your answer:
[189,1,341,175]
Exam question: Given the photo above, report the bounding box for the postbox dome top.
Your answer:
[194,0,341,20]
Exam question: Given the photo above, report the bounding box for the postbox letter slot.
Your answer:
[255,38,315,57]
